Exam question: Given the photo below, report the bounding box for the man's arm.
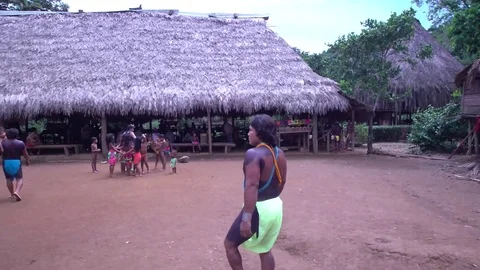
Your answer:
[22,144,30,166]
[243,149,261,218]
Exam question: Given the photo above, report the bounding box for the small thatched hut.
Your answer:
[456,58,480,117]
[355,20,464,124]
[0,10,365,154]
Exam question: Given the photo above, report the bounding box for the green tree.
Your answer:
[448,1,480,60]
[0,0,68,11]
[413,0,479,63]
[412,0,473,27]
[325,9,418,153]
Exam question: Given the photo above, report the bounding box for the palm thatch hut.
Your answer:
[355,20,464,125]
[0,10,365,154]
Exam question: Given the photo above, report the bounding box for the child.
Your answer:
[107,133,122,178]
[140,135,150,174]
[154,134,167,171]
[191,132,201,153]
[164,138,171,158]
[170,147,178,174]
[132,137,142,177]
[91,137,101,173]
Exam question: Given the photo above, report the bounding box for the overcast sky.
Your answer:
[65,0,430,53]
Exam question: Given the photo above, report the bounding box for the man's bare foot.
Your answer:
[13,192,21,202]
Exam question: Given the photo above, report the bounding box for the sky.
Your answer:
[65,0,431,54]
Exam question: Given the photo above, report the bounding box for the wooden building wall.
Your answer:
[462,79,480,117]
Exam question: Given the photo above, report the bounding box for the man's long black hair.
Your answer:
[250,114,277,147]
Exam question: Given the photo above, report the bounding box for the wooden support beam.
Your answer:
[207,110,212,155]
[467,119,473,155]
[475,129,479,155]
[101,114,108,157]
[312,114,318,154]
[351,110,356,151]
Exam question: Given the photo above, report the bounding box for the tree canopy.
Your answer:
[0,0,69,11]
[318,9,417,111]
[413,0,479,63]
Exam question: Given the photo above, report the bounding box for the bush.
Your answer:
[408,103,466,152]
[355,123,368,145]
[372,125,411,142]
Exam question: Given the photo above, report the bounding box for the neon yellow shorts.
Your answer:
[242,197,283,254]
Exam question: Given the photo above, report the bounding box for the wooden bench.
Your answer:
[172,142,236,154]
[27,144,82,155]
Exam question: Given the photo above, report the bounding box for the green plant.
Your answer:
[372,125,412,142]
[355,123,368,145]
[408,102,466,151]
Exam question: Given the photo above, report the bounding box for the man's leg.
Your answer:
[224,239,243,270]
[259,251,275,270]
[6,179,14,197]
[13,178,23,201]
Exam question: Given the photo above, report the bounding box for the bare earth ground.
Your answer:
[1,154,480,270]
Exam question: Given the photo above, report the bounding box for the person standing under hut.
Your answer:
[1,128,30,201]
[224,114,287,270]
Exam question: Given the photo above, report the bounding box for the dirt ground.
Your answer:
[1,154,480,270]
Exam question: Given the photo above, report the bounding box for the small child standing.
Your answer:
[140,135,150,174]
[107,133,122,178]
[91,137,101,173]
[133,137,142,177]
[170,147,178,174]
[191,133,201,153]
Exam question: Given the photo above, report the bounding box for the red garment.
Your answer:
[475,117,480,133]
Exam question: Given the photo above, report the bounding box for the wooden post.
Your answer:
[351,110,356,151]
[475,129,479,155]
[101,114,108,157]
[467,119,473,155]
[327,131,330,152]
[207,110,212,155]
[312,114,318,154]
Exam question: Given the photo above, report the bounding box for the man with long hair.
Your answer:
[1,128,30,201]
[224,114,287,270]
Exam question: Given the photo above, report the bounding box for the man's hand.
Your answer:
[240,220,252,238]
[25,160,30,167]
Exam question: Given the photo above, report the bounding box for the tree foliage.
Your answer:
[0,0,68,11]
[412,0,473,27]
[413,0,479,63]
[325,9,417,110]
[448,1,480,60]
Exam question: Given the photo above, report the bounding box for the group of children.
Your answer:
[90,132,178,177]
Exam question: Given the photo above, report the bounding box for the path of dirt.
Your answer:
[1,154,479,269]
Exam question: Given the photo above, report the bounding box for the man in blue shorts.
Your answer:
[1,128,30,201]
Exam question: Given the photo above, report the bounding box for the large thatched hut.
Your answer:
[355,20,464,125]
[0,10,364,154]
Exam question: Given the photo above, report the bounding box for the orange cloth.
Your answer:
[133,152,142,165]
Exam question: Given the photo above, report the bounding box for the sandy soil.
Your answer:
[1,154,480,270]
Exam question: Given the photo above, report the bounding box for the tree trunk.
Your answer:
[367,116,374,154]
[367,95,379,155]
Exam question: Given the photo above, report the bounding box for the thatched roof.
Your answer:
[355,20,464,113]
[0,10,350,119]
[455,58,480,88]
